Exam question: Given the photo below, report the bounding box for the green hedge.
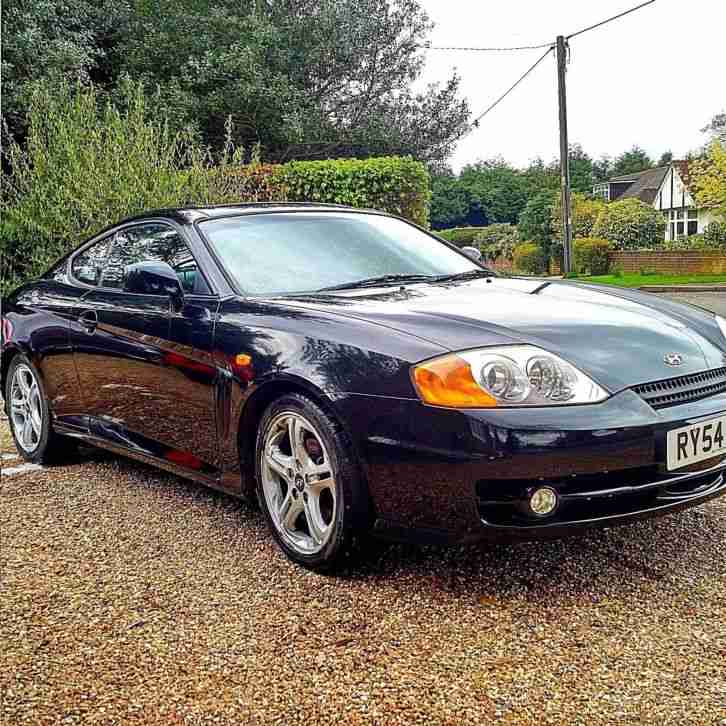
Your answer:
[513,242,547,275]
[474,223,519,261]
[704,221,726,247]
[201,156,430,226]
[436,227,488,247]
[573,238,612,275]
[276,157,430,227]
[1,82,430,295]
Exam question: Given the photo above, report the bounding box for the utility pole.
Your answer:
[556,35,573,275]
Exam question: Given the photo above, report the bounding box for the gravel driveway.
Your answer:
[2,289,726,725]
[2,422,726,725]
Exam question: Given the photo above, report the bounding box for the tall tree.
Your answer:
[658,150,674,166]
[114,0,470,161]
[429,175,469,230]
[701,112,726,143]
[610,146,653,177]
[569,143,594,194]
[459,159,528,226]
[592,155,612,183]
[2,0,470,163]
[693,140,726,222]
[1,0,130,140]
[521,158,559,197]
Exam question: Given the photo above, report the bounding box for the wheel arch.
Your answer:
[1,344,31,403]
[236,375,368,501]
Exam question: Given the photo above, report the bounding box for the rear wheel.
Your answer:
[255,393,369,570]
[5,355,76,464]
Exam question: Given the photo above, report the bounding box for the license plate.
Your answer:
[667,415,726,470]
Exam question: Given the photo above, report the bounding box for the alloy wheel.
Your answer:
[260,412,337,555]
[9,364,43,453]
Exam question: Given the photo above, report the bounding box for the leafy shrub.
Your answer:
[1,82,431,294]
[276,156,430,227]
[592,198,666,250]
[206,155,431,225]
[704,221,726,247]
[195,163,283,206]
[436,227,488,247]
[512,243,547,275]
[518,190,556,251]
[1,80,212,294]
[663,234,711,251]
[573,238,612,275]
[552,193,606,240]
[474,224,519,261]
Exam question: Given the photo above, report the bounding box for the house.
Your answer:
[593,161,717,241]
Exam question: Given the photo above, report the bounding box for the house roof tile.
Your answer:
[612,166,669,203]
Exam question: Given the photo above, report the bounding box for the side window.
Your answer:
[102,223,209,294]
[71,237,111,286]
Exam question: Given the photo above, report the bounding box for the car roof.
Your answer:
[118,202,374,226]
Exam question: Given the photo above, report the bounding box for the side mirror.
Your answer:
[124,261,184,308]
[461,246,482,262]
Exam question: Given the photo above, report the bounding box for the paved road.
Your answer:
[660,291,726,316]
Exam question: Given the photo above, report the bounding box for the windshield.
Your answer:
[200,212,481,295]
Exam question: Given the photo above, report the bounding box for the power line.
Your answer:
[427,42,552,52]
[566,0,656,40]
[464,46,554,133]
[426,0,656,52]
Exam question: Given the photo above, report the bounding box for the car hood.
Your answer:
[282,277,726,392]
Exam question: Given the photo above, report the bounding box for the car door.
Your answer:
[4,252,104,435]
[72,222,221,475]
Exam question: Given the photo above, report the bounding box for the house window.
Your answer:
[687,209,698,236]
[668,208,698,239]
[593,183,610,201]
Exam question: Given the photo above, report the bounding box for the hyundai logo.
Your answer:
[663,353,683,367]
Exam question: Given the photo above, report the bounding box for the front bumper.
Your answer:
[473,457,726,542]
[335,387,726,545]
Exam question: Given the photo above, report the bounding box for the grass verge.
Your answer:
[573,273,726,288]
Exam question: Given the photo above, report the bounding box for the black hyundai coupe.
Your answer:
[3,203,726,568]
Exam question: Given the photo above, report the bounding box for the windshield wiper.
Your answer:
[429,269,495,283]
[317,273,436,292]
[316,268,495,292]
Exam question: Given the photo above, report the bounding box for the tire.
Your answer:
[5,354,77,464]
[255,393,370,571]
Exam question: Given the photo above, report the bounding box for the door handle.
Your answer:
[78,309,98,334]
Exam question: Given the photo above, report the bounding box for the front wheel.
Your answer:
[255,393,369,571]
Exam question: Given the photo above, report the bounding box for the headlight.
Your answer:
[716,315,726,341]
[412,345,608,408]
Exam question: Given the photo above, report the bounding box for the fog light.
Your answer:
[529,486,558,516]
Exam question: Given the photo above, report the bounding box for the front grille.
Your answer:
[632,367,726,409]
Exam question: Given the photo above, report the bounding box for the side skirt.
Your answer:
[54,422,247,501]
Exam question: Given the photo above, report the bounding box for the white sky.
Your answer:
[418,0,725,170]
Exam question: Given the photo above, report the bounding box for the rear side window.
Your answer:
[71,237,112,286]
[102,223,209,293]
